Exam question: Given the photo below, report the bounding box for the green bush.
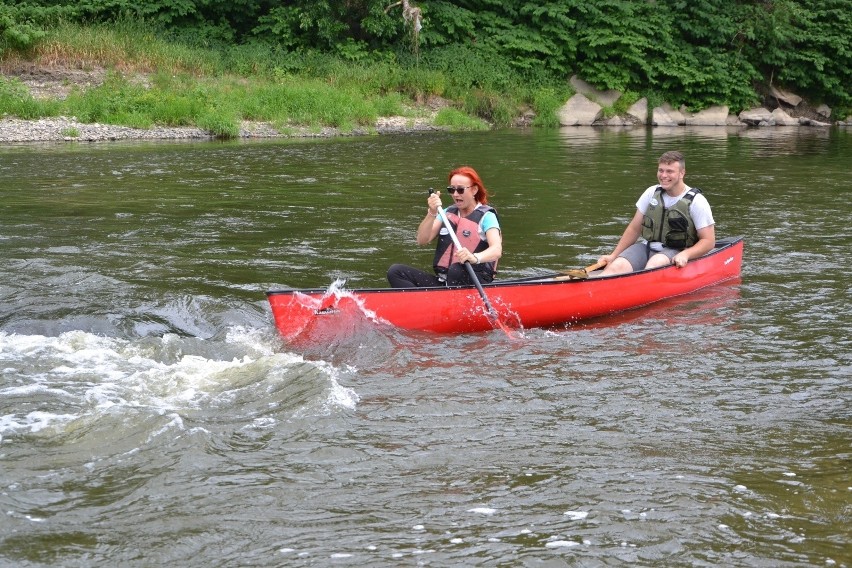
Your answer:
[433,107,489,130]
[196,110,239,139]
[530,87,569,128]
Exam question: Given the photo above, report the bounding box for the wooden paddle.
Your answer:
[554,260,606,281]
[433,200,513,335]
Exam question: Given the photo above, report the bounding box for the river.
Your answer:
[1,126,849,566]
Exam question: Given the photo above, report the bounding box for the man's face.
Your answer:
[657,160,685,191]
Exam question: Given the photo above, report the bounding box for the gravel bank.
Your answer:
[0,115,444,143]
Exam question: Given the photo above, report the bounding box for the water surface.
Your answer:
[1,126,850,566]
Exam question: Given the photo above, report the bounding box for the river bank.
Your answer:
[2,65,848,144]
[1,64,452,143]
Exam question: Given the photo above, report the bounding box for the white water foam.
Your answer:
[0,328,359,438]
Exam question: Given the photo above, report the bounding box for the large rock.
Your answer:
[605,116,629,126]
[799,117,831,127]
[569,75,621,107]
[627,98,648,124]
[771,108,799,126]
[557,93,603,126]
[769,85,802,107]
[684,105,730,126]
[651,103,685,126]
[652,107,678,126]
[739,107,774,126]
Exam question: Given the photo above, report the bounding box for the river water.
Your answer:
[1,127,849,566]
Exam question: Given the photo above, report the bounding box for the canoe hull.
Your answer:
[266,237,743,338]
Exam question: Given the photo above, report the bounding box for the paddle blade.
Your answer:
[492,315,518,339]
[556,260,606,280]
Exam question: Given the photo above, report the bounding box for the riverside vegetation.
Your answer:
[1,1,850,140]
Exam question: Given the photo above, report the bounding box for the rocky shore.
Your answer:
[558,76,851,128]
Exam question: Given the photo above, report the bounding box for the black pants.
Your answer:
[387,263,490,288]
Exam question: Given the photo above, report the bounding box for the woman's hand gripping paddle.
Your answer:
[430,189,515,337]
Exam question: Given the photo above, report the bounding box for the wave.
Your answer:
[0,327,359,444]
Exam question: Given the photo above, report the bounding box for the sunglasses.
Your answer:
[446,185,471,194]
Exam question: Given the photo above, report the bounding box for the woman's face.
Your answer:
[448,174,477,210]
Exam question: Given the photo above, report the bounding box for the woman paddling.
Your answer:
[387,166,503,288]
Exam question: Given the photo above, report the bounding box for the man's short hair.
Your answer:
[659,150,685,169]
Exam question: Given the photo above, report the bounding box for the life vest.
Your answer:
[641,186,702,250]
[433,205,498,280]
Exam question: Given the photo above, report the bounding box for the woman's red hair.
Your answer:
[449,166,489,205]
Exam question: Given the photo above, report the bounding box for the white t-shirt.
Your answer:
[636,184,715,229]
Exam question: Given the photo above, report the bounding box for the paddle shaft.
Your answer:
[434,203,499,319]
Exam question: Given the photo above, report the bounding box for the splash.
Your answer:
[0,329,359,442]
[278,279,387,344]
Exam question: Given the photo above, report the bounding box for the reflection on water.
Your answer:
[0,128,850,566]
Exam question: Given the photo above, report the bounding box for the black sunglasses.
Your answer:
[446,185,471,194]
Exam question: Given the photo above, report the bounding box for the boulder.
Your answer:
[771,108,799,126]
[557,93,603,126]
[816,104,832,118]
[569,75,621,107]
[626,98,648,124]
[659,107,683,126]
[651,103,684,126]
[684,105,730,126]
[739,107,773,125]
[652,107,677,126]
[799,117,831,127]
[769,85,802,107]
[605,116,628,126]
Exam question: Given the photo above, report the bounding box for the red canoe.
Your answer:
[266,236,743,338]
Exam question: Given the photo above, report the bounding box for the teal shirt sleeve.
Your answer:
[479,211,500,239]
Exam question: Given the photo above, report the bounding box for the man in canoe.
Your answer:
[387,166,503,287]
[597,150,715,275]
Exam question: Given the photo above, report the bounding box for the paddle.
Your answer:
[431,191,512,334]
[554,260,606,281]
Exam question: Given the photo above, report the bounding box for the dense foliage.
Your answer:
[1,0,850,115]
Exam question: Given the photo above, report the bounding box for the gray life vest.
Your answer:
[640,186,702,250]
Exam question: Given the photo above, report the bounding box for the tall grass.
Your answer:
[0,76,60,119]
[33,20,219,75]
[1,22,568,137]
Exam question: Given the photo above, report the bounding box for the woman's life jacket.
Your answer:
[640,186,702,250]
[433,204,498,281]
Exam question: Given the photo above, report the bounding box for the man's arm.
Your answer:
[599,209,644,265]
[672,224,715,267]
